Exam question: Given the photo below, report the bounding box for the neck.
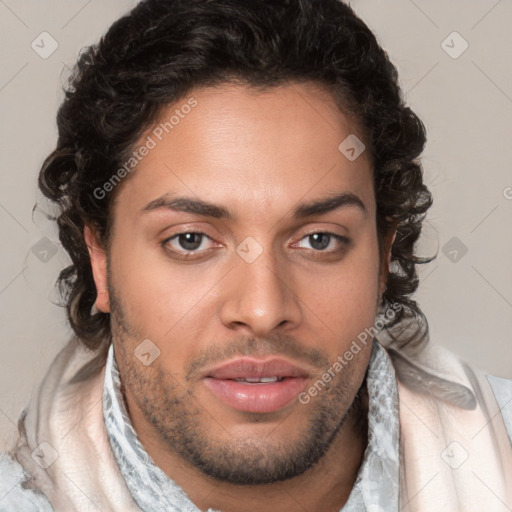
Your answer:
[128,387,369,512]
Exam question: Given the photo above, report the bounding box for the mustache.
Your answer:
[185,332,331,380]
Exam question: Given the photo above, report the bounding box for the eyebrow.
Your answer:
[140,192,367,220]
[293,192,366,218]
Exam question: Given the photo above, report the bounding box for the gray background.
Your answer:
[1,0,511,450]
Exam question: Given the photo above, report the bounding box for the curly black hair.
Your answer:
[39,0,434,355]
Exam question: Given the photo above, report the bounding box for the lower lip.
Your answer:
[203,377,308,413]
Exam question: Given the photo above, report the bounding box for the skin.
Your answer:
[85,81,395,512]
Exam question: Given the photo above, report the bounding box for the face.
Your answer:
[87,82,390,485]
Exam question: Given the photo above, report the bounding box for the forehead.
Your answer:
[112,81,374,223]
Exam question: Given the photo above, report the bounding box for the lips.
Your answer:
[205,358,310,380]
[201,358,311,414]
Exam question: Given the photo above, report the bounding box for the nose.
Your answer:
[219,246,303,338]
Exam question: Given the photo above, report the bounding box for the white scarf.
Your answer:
[8,337,512,511]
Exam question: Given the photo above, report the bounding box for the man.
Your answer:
[1,0,511,510]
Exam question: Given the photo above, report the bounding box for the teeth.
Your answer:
[234,376,280,383]
[259,377,279,383]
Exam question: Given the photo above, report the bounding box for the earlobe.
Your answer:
[84,225,110,313]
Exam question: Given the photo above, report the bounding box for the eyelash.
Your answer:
[160,231,350,260]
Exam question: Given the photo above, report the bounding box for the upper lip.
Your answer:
[202,357,312,380]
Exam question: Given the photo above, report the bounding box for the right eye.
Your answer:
[163,231,214,250]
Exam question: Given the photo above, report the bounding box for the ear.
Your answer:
[379,226,397,298]
[84,225,110,313]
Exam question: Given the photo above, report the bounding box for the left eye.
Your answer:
[295,232,347,251]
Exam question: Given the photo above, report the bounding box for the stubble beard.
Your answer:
[108,284,368,485]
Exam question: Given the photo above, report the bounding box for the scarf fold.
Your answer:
[394,343,512,511]
[12,339,140,512]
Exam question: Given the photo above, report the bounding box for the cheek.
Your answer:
[301,235,381,348]
[109,238,219,354]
